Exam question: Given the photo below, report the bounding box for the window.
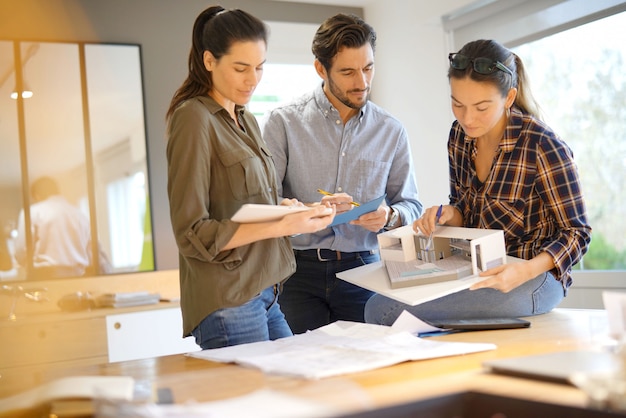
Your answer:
[107,172,148,270]
[246,21,321,128]
[249,63,320,128]
[0,41,152,281]
[512,12,626,270]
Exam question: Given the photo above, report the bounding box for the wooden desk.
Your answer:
[0,308,610,416]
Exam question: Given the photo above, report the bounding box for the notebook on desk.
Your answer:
[483,350,620,384]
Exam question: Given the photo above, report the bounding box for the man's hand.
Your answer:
[320,192,356,214]
[351,206,388,232]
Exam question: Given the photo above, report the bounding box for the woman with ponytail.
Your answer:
[365,39,591,326]
[166,6,335,349]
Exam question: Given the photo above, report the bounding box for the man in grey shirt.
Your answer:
[262,13,422,334]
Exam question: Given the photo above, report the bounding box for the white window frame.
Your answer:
[443,0,626,49]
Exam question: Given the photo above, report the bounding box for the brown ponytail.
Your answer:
[511,53,543,120]
[166,6,268,120]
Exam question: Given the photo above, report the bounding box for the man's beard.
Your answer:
[327,76,369,109]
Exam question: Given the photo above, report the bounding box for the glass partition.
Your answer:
[0,41,153,281]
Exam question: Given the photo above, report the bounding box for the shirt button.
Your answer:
[268,187,273,192]
[337,187,343,192]
[341,152,346,157]
[335,119,341,125]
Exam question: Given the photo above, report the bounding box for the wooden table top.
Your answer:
[0,308,610,416]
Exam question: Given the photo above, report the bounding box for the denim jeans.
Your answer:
[364,271,565,326]
[279,250,379,334]
[191,285,292,349]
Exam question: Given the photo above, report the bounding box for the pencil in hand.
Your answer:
[316,189,360,206]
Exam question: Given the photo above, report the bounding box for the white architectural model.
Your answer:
[378,225,507,289]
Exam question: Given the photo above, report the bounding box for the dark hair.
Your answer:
[448,39,541,119]
[166,6,268,120]
[312,13,376,71]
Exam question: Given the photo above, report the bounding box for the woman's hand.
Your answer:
[279,198,304,207]
[471,262,534,293]
[281,204,336,235]
[470,253,555,292]
[223,203,335,250]
[413,205,461,235]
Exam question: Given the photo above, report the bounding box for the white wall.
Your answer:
[363,0,475,209]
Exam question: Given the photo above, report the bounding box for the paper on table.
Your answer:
[91,389,342,418]
[329,194,386,226]
[95,292,161,308]
[0,376,135,414]
[188,321,495,379]
[391,310,444,335]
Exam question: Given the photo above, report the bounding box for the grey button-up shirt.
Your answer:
[262,85,423,252]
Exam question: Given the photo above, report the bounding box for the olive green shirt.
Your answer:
[166,96,296,337]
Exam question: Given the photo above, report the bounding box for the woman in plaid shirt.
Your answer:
[365,39,591,325]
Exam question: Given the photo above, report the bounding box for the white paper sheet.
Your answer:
[0,376,134,414]
[336,261,481,306]
[336,257,523,306]
[231,204,315,223]
[188,321,495,379]
[391,310,444,335]
[100,389,340,418]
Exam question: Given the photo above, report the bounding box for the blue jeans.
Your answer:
[279,249,379,334]
[191,286,292,349]
[365,271,565,326]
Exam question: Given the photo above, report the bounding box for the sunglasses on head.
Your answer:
[448,53,513,77]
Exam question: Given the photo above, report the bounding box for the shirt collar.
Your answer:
[196,95,246,116]
[314,83,367,122]
[501,106,524,152]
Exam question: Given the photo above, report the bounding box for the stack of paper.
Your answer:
[189,321,496,379]
[95,291,161,308]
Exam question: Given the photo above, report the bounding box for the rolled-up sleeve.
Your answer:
[166,100,241,266]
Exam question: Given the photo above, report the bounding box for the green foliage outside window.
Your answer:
[514,12,626,271]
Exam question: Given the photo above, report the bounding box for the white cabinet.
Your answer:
[106,308,199,362]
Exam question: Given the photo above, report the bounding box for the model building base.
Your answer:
[377,225,506,290]
[385,253,473,289]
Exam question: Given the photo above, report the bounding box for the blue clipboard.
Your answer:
[329,194,386,227]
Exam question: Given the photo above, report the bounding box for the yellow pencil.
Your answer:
[316,189,360,206]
